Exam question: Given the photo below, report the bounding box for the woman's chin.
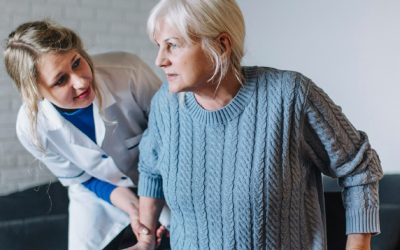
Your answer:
[167,84,180,94]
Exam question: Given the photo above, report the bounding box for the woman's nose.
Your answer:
[155,49,170,68]
[71,74,86,89]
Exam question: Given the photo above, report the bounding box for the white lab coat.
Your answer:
[16,52,168,250]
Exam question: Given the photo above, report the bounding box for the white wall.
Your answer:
[1,1,398,195]
[0,0,160,195]
[238,0,400,173]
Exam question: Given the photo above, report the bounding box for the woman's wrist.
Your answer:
[346,233,371,250]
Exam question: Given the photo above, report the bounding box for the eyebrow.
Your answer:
[164,37,180,43]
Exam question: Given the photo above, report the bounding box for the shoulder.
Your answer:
[147,83,181,122]
[150,83,171,107]
[91,51,143,69]
[16,104,30,135]
[15,103,48,147]
[16,101,58,134]
[247,66,309,85]
[245,66,312,96]
[91,51,154,80]
[91,52,146,92]
[91,51,159,86]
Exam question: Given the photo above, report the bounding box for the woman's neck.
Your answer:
[194,71,241,111]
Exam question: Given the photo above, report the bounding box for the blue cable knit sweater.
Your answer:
[138,67,383,250]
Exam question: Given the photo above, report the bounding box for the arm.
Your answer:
[82,177,116,203]
[301,77,383,246]
[110,186,144,238]
[346,234,371,250]
[110,187,170,249]
[134,197,165,249]
[130,86,169,250]
[16,106,92,185]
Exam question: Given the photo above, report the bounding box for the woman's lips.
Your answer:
[75,87,91,100]
[166,73,178,81]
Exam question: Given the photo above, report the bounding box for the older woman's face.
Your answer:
[36,50,95,110]
[154,21,215,94]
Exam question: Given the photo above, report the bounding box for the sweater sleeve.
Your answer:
[302,78,383,235]
[137,87,166,199]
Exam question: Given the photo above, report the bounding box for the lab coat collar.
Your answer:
[39,99,66,131]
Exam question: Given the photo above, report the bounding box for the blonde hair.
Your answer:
[4,20,102,149]
[147,0,245,87]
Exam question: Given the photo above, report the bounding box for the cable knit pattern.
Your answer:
[138,66,383,250]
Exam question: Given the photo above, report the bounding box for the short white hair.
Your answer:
[148,0,245,85]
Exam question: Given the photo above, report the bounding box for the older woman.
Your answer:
[132,0,383,249]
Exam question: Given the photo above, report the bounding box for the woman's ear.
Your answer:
[217,32,232,56]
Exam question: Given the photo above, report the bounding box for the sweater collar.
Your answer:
[184,66,258,125]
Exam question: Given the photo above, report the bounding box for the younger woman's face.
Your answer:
[36,50,95,110]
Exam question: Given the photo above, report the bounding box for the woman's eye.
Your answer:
[168,43,178,50]
[55,75,67,86]
[72,58,81,69]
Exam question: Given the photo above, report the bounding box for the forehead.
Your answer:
[38,52,66,70]
[154,21,185,43]
[39,49,76,66]
[154,21,175,38]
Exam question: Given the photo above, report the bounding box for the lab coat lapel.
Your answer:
[40,99,65,131]
[40,98,107,150]
[93,76,118,148]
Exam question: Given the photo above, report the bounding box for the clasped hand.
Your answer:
[128,220,167,250]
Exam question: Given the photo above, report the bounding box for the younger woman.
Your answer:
[4,20,168,250]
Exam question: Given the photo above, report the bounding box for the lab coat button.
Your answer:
[101,154,108,158]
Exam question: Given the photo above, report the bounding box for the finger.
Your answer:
[130,219,140,236]
[157,239,161,248]
[132,228,140,240]
[130,222,139,237]
[156,228,162,238]
[157,225,166,237]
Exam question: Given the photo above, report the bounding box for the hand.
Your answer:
[132,222,167,248]
[346,233,371,250]
[110,187,144,238]
[129,210,150,240]
[155,225,169,247]
[127,200,168,247]
[130,196,166,250]
[122,232,156,250]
